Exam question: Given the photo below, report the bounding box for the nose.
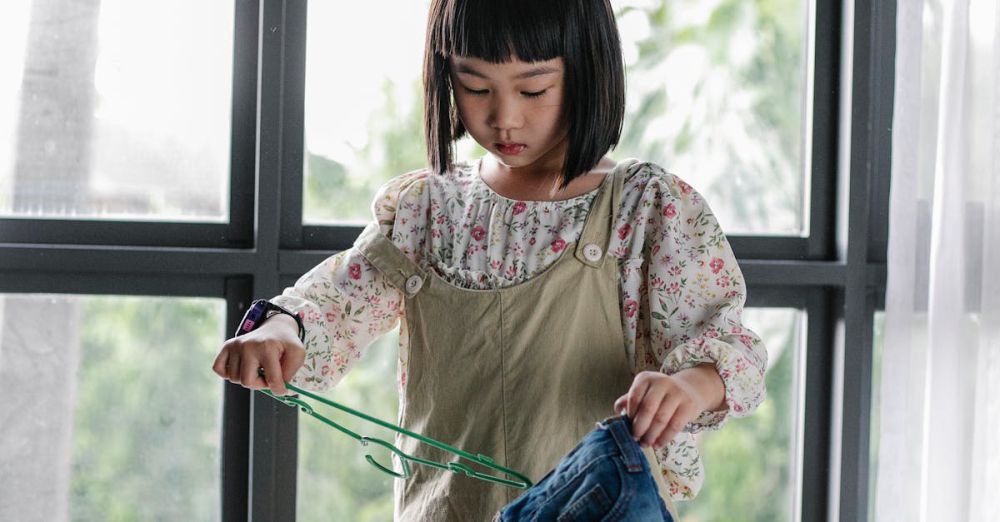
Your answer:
[489,94,524,132]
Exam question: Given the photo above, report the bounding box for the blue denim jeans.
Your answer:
[495,414,674,521]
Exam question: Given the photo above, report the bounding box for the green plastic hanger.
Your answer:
[257,369,533,489]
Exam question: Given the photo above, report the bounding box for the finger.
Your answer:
[241,356,265,389]
[613,394,627,416]
[655,402,697,448]
[625,376,651,420]
[642,394,681,448]
[262,355,287,396]
[227,352,243,384]
[212,346,230,378]
[281,345,306,384]
[631,384,668,443]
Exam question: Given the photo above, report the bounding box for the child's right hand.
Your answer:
[212,314,306,396]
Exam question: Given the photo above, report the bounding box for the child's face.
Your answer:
[448,55,568,170]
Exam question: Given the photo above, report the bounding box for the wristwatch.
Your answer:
[236,299,306,342]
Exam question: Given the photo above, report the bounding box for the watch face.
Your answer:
[238,301,268,335]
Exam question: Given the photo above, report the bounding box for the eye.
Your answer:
[522,90,547,98]
[463,87,489,96]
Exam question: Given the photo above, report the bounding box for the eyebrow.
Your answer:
[454,63,561,80]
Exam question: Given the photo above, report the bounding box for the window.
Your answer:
[677,308,805,522]
[0,295,224,520]
[296,328,400,521]
[869,311,885,522]
[302,1,811,235]
[294,308,811,522]
[615,0,810,235]
[0,0,233,221]
[0,0,893,519]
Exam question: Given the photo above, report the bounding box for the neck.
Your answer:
[478,154,617,202]
[486,156,565,189]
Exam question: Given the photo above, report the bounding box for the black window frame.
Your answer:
[0,0,894,520]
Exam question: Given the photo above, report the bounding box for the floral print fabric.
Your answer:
[272,158,768,501]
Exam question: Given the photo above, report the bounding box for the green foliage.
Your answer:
[618,0,805,233]
[676,310,798,522]
[296,330,401,522]
[304,2,804,233]
[304,78,429,223]
[70,297,225,522]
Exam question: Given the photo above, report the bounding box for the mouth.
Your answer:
[495,142,527,155]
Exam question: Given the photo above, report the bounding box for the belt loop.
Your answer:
[606,415,645,473]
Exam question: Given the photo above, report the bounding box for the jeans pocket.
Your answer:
[555,483,613,522]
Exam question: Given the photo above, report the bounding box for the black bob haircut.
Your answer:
[423,0,626,188]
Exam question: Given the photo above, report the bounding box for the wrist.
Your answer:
[264,312,300,337]
[674,363,726,413]
[235,299,306,344]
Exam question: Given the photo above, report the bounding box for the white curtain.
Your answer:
[876,0,999,520]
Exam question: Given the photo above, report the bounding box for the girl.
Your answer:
[213,0,768,520]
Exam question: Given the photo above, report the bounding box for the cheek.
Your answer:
[529,92,565,123]
[533,104,566,133]
[453,96,484,126]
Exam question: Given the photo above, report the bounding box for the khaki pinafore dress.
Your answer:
[355,159,677,521]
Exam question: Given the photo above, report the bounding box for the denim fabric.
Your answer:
[495,414,674,522]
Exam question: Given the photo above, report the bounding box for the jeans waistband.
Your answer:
[598,413,646,474]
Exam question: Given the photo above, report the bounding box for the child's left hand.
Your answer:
[613,366,722,450]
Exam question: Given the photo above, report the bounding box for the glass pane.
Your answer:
[302,0,437,224]
[303,1,809,234]
[617,0,808,235]
[297,327,400,521]
[869,310,885,522]
[0,294,225,520]
[296,309,802,521]
[676,308,804,522]
[0,0,233,220]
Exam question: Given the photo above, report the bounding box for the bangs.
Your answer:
[433,0,564,62]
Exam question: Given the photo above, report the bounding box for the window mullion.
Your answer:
[248,0,306,520]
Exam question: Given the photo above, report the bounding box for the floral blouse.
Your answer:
[272,158,768,501]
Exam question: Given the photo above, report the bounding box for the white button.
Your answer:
[405,275,423,294]
[583,243,603,262]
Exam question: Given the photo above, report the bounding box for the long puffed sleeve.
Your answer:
[617,163,768,432]
[270,170,429,391]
